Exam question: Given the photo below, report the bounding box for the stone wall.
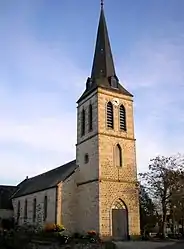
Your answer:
[62,171,78,233]
[76,86,140,238]
[76,91,99,183]
[99,181,140,237]
[77,90,98,145]
[97,88,140,237]
[76,180,99,234]
[76,91,100,233]
[56,182,62,225]
[12,187,57,226]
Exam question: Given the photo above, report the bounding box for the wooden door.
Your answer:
[112,209,128,240]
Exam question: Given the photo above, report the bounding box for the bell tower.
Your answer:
[76,2,140,239]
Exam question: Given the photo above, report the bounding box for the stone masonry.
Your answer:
[75,87,140,237]
[98,88,140,237]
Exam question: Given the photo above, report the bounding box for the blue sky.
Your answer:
[0,0,184,185]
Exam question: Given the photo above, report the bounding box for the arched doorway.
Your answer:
[112,199,128,240]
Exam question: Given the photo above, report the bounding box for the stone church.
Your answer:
[4,3,140,239]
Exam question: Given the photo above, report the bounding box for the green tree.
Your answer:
[139,154,184,237]
[139,185,157,233]
[169,170,184,234]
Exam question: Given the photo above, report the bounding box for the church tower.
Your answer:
[76,2,140,239]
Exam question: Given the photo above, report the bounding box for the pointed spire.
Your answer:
[91,1,116,79]
[77,1,133,104]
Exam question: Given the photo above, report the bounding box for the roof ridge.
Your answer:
[24,159,76,181]
[12,159,77,198]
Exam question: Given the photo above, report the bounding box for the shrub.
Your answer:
[72,232,83,238]
[86,230,101,243]
[44,223,65,233]
[55,224,65,232]
[1,229,33,249]
[44,223,56,232]
[87,230,97,237]
[1,218,14,230]
[104,241,116,249]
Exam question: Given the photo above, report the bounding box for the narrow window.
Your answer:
[107,102,114,128]
[24,199,27,220]
[17,200,20,224]
[33,198,36,222]
[88,104,93,132]
[43,196,47,221]
[120,105,126,131]
[81,109,85,136]
[84,153,89,164]
[115,144,122,167]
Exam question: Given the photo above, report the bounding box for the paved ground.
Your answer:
[31,241,184,249]
[114,241,184,249]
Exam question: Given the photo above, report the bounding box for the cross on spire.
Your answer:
[101,0,104,8]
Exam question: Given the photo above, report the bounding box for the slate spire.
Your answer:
[77,2,133,103]
[91,1,116,79]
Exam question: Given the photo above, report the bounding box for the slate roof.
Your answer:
[0,185,17,209]
[12,160,78,198]
[91,6,115,80]
[77,78,133,103]
[77,5,132,103]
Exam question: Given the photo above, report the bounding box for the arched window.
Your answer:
[81,109,85,136]
[107,102,114,128]
[43,196,47,221]
[119,105,126,131]
[17,200,20,223]
[88,104,93,132]
[24,199,27,220]
[33,198,36,222]
[115,144,122,167]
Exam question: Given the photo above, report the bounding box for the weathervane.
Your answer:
[101,0,104,8]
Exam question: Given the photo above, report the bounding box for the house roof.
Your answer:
[12,160,78,198]
[0,185,17,209]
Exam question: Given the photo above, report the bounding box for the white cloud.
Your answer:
[0,116,76,153]
[1,1,184,184]
[0,3,85,184]
[118,37,184,173]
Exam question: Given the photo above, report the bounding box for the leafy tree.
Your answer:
[139,154,184,237]
[168,170,184,234]
[139,185,157,233]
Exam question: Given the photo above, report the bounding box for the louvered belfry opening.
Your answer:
[81,109,85,136]
[88,104,93,132]
[120,105,126,131]
[107,102,114,128]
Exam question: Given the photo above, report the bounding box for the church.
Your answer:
[2,2,140,240]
